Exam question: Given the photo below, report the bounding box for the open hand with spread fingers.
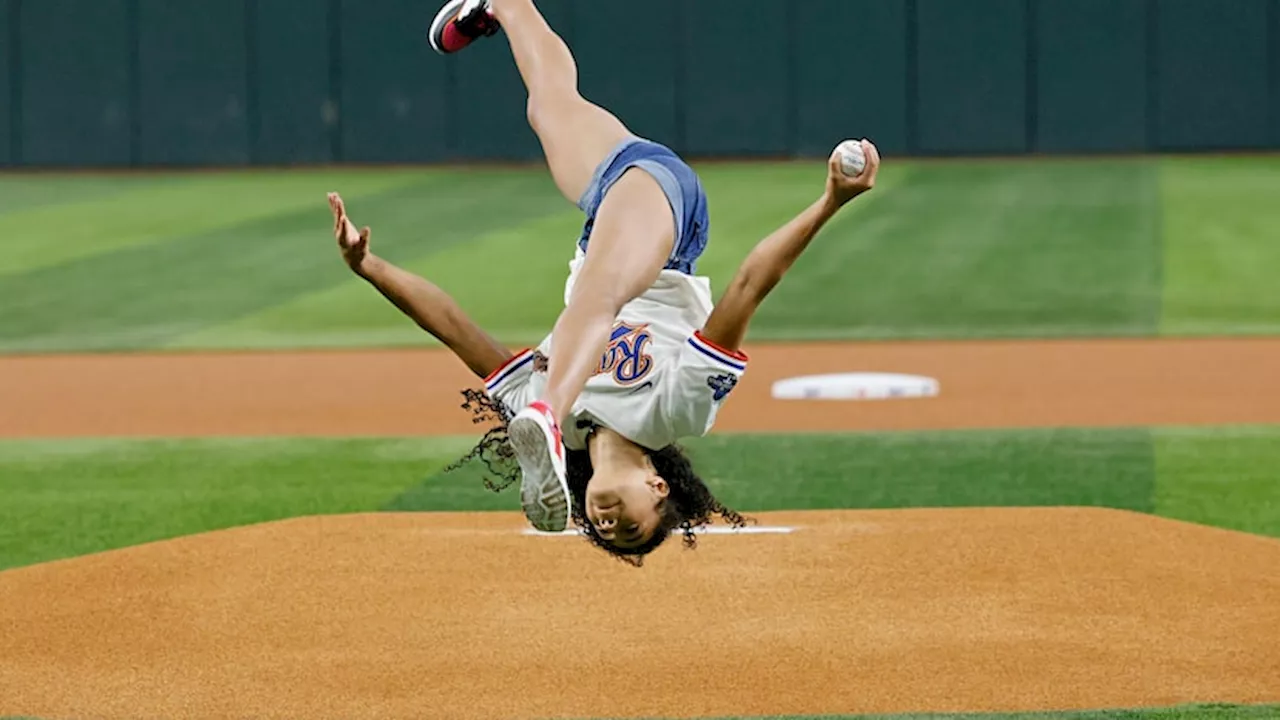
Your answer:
[328,192,371,275]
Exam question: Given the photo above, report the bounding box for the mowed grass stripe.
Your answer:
[749,160,1162,340]
[680,428,1155,513]
[8,158,1280,351]
[0,169,426,278]
[8,426,1280,571]
[0,437,477,571]
[0,173,565,352]
[1154,426,1280,537]
[1159,157,1280,335]
[392,428,1155,517]
[167,207,585,350]
[0,174,159,214]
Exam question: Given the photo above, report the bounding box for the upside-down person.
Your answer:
[325,0,881,565]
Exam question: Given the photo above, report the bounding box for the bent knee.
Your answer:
[525,90,584,136]
[525,97,545,134]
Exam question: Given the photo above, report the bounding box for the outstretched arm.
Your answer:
[328,193,512,379]
[700,140,881,352]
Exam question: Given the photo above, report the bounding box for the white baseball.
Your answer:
[835,139,867,177]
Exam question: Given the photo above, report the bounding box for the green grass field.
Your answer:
[2,157,1279,720]
[2,157,1279,352]
[3,426,1279,571]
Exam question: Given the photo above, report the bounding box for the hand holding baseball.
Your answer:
[825,139,881,207]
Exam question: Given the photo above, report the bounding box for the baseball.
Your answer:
[835,139,867,177]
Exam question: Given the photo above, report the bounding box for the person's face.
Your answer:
[584,462,669,549]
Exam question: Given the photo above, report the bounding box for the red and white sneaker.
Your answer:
[428,0,501,55]
[508,400,571,532]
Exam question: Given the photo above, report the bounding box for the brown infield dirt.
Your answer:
[2,338,1280,719]
[4,337,1280,437]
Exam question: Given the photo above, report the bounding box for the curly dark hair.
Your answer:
[445,389,748,566]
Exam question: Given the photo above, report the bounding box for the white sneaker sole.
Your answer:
[427,0,465,54]
[510,411,571,533]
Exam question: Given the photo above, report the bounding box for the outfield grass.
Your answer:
[0,170,428,278]
[752,160,1161,339]
[4,426,1278,572]
[1161,159,1280,335]
[3,157,1279,352]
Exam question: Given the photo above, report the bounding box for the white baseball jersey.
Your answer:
[484,249,748,451]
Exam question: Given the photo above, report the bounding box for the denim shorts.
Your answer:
[575,137,710,275]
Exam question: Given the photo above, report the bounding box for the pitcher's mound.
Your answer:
[2,508,1278,719]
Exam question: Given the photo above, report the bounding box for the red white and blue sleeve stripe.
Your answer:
[688,331,749,373]
[484,349,536,396]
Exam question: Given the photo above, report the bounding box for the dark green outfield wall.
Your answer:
[1,0,1278,167]
[1,0,11,167]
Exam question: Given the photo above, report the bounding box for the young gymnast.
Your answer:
[325,0,880,565]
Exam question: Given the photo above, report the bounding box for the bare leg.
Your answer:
[490,0,631,203]
[493,0,675,423]
[542,173,674,419]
